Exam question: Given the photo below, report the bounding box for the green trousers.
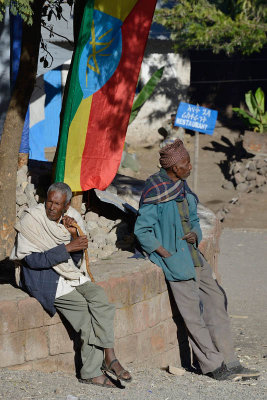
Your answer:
[54,281,115,379]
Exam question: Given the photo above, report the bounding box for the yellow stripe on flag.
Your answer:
[95,0,138,21]
[64,96,92,191]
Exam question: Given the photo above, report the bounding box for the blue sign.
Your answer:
[174,102,218,135]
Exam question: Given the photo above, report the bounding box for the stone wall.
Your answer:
[0,207,221,373]
[228,157,267,193]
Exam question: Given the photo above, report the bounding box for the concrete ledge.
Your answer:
[0,206,221,373]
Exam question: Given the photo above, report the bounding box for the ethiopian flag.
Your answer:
[55,0,156,191]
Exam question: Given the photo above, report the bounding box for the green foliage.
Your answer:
[129,67,164,125]
[155,0,267,56]
[0,0,34,24]
[233,88,267,133]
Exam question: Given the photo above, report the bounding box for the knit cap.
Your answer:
[159,139,189,169]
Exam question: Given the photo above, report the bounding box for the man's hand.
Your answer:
[65,235,88,253]
[156,245,172,258]
[62,216,78,238]
[182,232,197,244]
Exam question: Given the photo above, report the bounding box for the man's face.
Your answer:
[173,154,192,180]
[45,191,70,223]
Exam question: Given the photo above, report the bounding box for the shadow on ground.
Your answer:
[202,135,254,181]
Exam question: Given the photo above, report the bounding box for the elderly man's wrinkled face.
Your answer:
[45,191,69,222]
[173,154,192,180]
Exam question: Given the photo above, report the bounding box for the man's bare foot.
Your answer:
[104,348,132,382]
[79,374,116,388]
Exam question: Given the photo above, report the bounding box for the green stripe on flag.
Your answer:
[55,0,94,183]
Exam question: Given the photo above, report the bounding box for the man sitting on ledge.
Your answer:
[11,182,132,388]
[134,139,259,381]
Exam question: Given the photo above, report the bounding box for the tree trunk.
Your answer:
[0,0,45,261]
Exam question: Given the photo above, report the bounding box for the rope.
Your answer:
[70,221,95,283]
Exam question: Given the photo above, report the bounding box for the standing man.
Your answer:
[11,182,132,388]
[134,139,259,381]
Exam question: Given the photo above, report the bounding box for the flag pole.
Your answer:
[193,130,199,193]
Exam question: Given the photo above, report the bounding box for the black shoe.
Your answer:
[227,364,260,380]
[206,363,232,381]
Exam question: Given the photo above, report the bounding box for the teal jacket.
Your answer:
[134,194,202,281]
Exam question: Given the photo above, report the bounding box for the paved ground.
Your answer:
[0,228,267,400]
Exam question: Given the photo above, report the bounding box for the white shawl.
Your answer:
[10,203,88,281]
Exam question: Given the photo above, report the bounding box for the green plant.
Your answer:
[129,66,164,124]
[154,0,267,56]
[232,87,267,133]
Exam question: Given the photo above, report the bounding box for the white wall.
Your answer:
[126,40,190,147]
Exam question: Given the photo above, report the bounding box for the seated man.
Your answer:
[134,139,259,381]
[11,182,132,388]
[158,113,185,148]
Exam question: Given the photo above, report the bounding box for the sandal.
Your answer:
[78,376,116,388]
[101,358,132,382]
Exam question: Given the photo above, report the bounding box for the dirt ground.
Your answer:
[132,126,267,230]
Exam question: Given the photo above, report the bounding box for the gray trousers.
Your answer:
[54,281,115,379]
[169,257,239,374]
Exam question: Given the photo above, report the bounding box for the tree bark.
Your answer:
[0,0,45,261]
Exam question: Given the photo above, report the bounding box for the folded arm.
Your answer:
[24,244,83,270]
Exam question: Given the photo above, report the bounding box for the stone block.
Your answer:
[160,291,172,321]
[7,362,32,371]
[0,301,18,334]
[0,331,25,367]
[43,311,61,326]
[32,356,58,373]
[247,180,257,189]
[48,323,74,355]
[147,295,161,328]
[150,324,166,353]
[247,161,256,171]
[234,172,245,185]
[93,233,108,247]
[256,174,266,187]
[129,272,146,304]
[232,162,242,174]
[143,267,161,300]
[160,347,181,369]
[136,329,152,361]
[259,166,267,176]
[115,334,138,364]
[236,183,248,192]
[131,301,149,334]
[246,171,257,181]
[164,318,178,348]
[18,298,44,330]
[241,168,248,178]
[114,307,134,339]
[57,353,76,374]
[256,159,265,169]
[104,276,130,308]
[85,211,99,222]
[156,267,167,294]
[25,327,49,361]
[222,180,234,190]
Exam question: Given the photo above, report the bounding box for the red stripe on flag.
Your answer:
[80,0,156,191]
